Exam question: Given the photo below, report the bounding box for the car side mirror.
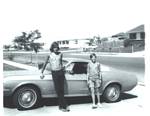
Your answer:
[69,70,74,75]
[65,68,74,75]
[65,63,74,74]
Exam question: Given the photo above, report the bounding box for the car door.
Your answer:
[38,60,69,97]
[65,62,90,97]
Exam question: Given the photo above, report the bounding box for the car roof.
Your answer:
[63,58,90,63]
[63,57,111,71]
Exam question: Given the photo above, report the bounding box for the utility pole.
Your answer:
[131,44,134,53]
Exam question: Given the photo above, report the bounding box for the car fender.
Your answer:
[12,81,41,96]
[101,71,137,93]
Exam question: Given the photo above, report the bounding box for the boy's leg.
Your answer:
[58,70,68,109]
[91,87,95,104]
[52,71,68,110]
[95,79,102,107]
[90,87,97,108]
[95,88,102,107]
[96,88,100,103]
[89,80,97,108]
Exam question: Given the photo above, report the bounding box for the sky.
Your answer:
[0,0,148,47]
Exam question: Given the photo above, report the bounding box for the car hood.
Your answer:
[3,69,50,77]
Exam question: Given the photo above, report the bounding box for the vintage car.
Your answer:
[3,58,137,110]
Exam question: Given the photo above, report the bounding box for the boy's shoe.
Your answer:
[66,106,70,111]
[60,108,70,112]
[59,106,70,112]
[92,104,97,109]
[97,103,102,108]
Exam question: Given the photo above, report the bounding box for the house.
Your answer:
[111,32,128,40]
[126,24,145,40]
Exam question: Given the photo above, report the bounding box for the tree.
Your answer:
[30,42,43,53]
[13,29,43,52]
[3,45,11,51]
[96,36,101,45]
[123,39,132,47]
[93,35,101,46]
[89,39,94,46]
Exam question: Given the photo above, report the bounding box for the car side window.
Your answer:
[72,62,87,74]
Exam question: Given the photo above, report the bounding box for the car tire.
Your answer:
[13,86,40,110]
[103,84,121,102]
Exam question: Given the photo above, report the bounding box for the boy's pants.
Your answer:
[52,69,67,109]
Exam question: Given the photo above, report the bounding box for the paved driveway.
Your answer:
[3,85,144,116]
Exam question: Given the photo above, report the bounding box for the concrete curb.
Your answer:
[69,52,144,58]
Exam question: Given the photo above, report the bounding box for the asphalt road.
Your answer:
[3,85,144,116]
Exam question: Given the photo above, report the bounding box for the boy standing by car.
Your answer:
[87,53,103,109]
[40,42,70,112]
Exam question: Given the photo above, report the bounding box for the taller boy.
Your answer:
[40,42,69,112]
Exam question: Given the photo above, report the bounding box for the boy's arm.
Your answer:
[98,63,102,80]
[40,56,49,79]
[60,53,64,69]
[87,63,90,83]
[41,56,50,74]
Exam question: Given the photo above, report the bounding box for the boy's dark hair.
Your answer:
[90,53,97,59]
[50,42,60,52]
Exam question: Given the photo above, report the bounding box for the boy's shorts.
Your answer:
[88,78,102,88]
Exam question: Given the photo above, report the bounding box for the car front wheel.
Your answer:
[13,86,40,110]
[103,84,121,102]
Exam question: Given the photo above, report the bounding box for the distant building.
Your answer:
[126,24,145,40]
[104,24,145,48]
[56,38,93,49]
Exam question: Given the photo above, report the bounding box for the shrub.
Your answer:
[123,39,132,47]
[8,54,14,61]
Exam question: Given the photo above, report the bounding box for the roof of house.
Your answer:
[112,32,126,37]
[127,24,144,33]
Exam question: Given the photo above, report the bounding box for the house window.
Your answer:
[63,41,66,44]
[66,40,69,44]
[75,40,78,44]
[57,41,61,44]
[140,32,145,40]
[129,33,136,39]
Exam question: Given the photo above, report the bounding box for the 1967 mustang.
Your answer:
[3,58,137,110]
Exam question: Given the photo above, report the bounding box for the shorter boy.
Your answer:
[87,53,102,109]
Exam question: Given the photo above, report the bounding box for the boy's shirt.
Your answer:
[48,52,63,71]
[87,61,101,80]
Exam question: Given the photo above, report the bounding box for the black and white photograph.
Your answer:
[1,0,149,116]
